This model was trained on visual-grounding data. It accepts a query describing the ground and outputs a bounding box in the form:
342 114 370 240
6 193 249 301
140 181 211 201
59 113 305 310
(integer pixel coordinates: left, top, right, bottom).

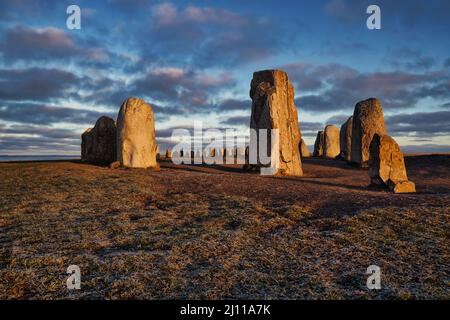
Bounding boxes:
0 155 449 299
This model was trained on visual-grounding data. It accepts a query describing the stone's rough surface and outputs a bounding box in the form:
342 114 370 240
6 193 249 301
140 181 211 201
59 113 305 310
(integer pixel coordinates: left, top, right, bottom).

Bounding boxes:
81 128 93 162
249 69 303 176
116 97 157 168
392 181 416 194
299 138 310 158
369 134 415 193
313 131 324 157
323 125 340 159
91 116 117 164
340 116 353 161
81 116 116 164
351 98 387 167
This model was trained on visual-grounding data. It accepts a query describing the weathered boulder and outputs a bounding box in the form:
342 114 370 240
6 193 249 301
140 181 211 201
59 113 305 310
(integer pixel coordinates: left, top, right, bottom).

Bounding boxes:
369 134 415 193
116 97 157 168
249 69 303 175
299 138 310 158
351 98 387 167
81 128 93 162
340 116 353 161
81 116 116 164
92 116 117 164
392 181 416 194
323 125 340 159
313 131 324 157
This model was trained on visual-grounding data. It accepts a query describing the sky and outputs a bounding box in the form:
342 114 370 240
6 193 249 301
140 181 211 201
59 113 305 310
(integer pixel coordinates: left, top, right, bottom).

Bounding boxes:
0 0 449 155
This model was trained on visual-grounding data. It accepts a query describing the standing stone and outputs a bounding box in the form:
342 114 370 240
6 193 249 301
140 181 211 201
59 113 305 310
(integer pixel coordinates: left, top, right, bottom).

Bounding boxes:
351 98 387 167
340 116 353 161
323 125 340 159
313 131 324 157
81 128 93 162
116 97 157 168
299 138 310 158
91 116 117 164
249 69 302 176
369 134 415 193
166 148 172 159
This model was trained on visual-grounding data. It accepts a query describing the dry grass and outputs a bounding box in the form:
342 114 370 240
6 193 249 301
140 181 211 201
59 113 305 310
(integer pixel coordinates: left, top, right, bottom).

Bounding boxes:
0 157 449 299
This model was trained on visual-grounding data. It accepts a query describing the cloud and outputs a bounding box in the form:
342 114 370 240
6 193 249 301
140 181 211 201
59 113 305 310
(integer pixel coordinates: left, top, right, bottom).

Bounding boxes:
0 136 80 154
136 3 285 69
445 58 450 68
0 26 77 62
324 0 363 23
400 144 450 154
383 48 436 71
131 68 236 110
213 99 250 112
324 0 450 29
0 26 113 66
0 67 80 102
0 124 79 140
0 102 113 125
220 115 249 126
386 110 450 137
325 114 351 126
284 62 450 112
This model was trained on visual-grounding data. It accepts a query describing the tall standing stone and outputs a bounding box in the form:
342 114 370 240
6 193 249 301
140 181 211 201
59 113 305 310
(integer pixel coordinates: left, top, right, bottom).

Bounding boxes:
313 131 324 157
340 116 353 161
323 125 340 159
116 97 157 168
369 134 415 193
249 69 303 176
91 116 117 164
299 138 310 158
81 116 116 164
351 98 387 167
166 148 172 159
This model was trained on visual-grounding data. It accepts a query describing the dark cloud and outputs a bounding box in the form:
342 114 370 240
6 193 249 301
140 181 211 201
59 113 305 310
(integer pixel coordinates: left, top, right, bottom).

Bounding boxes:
325 114 351 126
0 136 80 153
285 63 450 112
324 0 450 29
220 115 249 126
299 121 325 137
386 110 450 137
129 68 237 113
0 26 113 66
383 48 436 71
0 124 79 140
136 3 286 69
0 102 113 125
214 99 250 112
0 68 80 102
445 58 450 68
0 26 78 62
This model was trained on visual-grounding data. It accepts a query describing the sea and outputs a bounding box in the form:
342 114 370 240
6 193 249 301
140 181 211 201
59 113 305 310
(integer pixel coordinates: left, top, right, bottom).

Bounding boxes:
0 155 80 162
